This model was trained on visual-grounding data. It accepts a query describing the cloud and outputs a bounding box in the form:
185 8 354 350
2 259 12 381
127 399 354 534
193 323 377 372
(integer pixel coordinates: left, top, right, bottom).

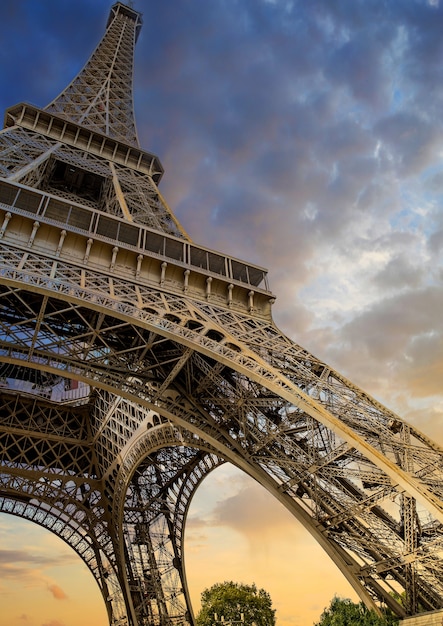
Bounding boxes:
211 483 295 537
0 548 77 571
48 584 68 600
372 254 424 290
375 112 443 175
0 545 73 606
338 287 443 365
188 472 300 556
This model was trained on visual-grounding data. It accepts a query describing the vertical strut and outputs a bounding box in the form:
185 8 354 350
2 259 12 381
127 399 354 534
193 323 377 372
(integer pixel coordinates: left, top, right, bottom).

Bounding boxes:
401 423 418 614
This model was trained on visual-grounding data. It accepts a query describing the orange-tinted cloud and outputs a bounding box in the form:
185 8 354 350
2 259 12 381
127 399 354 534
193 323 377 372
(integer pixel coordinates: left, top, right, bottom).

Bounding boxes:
47 583 68 600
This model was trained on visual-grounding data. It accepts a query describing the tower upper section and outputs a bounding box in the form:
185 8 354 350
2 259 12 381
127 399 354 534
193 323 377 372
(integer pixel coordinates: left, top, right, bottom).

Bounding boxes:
0 1 273 309
45 2 142 147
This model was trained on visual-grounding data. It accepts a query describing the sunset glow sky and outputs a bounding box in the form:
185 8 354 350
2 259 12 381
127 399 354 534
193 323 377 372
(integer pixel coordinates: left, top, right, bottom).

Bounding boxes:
1 1 443 625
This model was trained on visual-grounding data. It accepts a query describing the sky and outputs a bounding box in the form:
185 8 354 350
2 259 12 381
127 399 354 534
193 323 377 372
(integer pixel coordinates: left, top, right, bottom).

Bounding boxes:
0 0 443 624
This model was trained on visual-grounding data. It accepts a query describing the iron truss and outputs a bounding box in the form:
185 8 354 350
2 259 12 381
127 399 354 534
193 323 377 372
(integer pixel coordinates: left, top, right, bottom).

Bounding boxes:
45 3 142 146
0 2 442 625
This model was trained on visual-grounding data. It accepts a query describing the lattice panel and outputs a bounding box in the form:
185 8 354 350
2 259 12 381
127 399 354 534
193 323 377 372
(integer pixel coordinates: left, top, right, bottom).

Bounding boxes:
0 127 56 178
0 125 186 238
122 445 220 625
45 4 141 146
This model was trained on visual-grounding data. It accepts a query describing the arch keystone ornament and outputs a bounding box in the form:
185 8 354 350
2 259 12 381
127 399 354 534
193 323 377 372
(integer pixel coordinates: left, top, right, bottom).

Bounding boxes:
0 3 442 625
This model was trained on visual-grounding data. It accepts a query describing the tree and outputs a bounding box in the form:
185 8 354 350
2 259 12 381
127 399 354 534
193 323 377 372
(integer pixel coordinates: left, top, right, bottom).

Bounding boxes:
315 597 399 626
195 581 276 626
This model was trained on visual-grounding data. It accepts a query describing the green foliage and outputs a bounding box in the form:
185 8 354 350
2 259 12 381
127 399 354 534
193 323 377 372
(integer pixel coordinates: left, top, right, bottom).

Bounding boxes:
195 581 276 626
314 597 399 626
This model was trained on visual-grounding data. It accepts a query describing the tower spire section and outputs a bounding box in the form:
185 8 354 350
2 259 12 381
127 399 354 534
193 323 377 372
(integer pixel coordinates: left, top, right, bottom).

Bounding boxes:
2 2 192 237
45 2 142 147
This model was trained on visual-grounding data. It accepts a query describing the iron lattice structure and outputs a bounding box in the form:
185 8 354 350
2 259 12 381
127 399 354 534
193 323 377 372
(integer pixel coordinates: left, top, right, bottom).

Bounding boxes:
0 4 442 625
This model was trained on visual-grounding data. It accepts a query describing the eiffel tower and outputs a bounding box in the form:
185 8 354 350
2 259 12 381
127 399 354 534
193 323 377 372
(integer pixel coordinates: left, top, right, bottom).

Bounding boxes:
0 3 442 625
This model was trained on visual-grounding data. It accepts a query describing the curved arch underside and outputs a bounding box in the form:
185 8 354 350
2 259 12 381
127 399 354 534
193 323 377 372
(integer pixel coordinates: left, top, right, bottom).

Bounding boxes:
0 259 442 624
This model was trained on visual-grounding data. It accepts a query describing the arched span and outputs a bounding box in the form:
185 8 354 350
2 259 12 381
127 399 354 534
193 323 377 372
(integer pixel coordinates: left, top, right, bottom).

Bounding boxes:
0 496 122 624
116 423 389 618
0 263 442 618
